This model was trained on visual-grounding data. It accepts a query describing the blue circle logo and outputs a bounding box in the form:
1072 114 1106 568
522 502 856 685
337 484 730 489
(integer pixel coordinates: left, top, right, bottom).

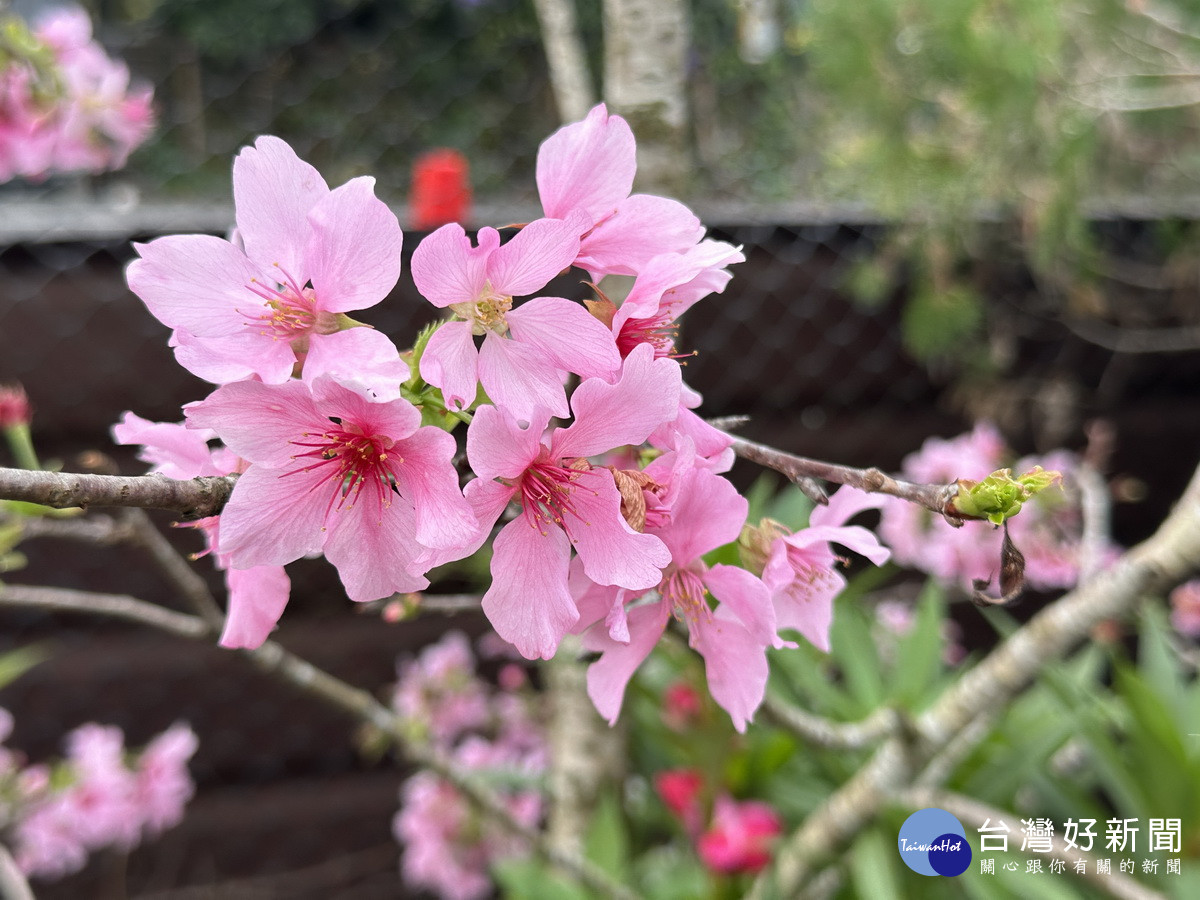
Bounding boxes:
897 808 972 877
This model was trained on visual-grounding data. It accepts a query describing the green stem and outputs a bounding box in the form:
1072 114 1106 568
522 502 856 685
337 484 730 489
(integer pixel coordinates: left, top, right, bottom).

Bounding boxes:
3 424 40 471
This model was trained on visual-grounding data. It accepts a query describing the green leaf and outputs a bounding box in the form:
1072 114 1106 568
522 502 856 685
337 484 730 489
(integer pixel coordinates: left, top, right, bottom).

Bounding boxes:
584 791 631 883
829 601 885 710
632 846 709 900
492 858 591 900
849 828 904 900
889 579 946 709
0 645 47 690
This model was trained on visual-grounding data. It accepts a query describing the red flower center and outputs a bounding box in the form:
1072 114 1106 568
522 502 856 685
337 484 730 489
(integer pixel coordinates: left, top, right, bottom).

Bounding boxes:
286 419 402 519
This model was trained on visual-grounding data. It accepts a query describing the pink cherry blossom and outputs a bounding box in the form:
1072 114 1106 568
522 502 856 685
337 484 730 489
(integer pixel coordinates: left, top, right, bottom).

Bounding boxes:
608 241 744 360
393 631 492 747
696 796 783 875
186 376 477 603
580 448 775 731
392 637 546 900
11 720 196 880
112 412 291 648
463 343 681 659
536 103 706 278
134 723 199 836
127 136 406 394
1 6 155 182
412 216 620 421
762 486 892 653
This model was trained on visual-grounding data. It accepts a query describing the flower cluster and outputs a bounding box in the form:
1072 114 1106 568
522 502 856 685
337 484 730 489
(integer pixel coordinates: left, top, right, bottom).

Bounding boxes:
0 712 197 879
878 422 1116 592
0 6 154 182
118 104 895 732
391 632 544 900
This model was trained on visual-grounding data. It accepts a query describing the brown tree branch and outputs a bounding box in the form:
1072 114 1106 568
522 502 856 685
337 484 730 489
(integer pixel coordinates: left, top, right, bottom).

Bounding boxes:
0 468 235 520
726 434 962 521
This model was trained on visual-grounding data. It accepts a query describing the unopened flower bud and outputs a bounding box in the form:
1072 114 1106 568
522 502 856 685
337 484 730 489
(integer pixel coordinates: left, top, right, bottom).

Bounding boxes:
0 384 31 429
738 518 789 576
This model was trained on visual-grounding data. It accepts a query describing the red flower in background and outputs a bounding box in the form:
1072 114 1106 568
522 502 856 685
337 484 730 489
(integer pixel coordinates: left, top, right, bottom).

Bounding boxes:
697 796 782 874
410 149 471 229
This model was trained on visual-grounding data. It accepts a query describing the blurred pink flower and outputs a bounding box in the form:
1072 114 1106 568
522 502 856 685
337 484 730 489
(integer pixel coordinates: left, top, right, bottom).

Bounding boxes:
696 796 782 875
1170 580 1200 638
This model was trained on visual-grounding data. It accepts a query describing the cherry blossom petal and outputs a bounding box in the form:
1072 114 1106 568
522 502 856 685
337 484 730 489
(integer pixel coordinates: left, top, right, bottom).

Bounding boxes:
411 224 497 308
478 332 570 422
811 485 887 529
691 612 768 732
219 565 291 649
233 135 328 275
483 518 578 659
653 465 746 565
324 504 430 602
414 477 512 572
185 380 321 468
463 476 519 534
552 343 680 459
486 217 581 297
788 523 892 567
127 235 266 337
506 296 621 380
578 195 705 277
567 469 669 590
773 572 842 653
310 375 420 440
704 563 775 649
650 405 734 472
217 466 329 567
303 327 407 402
392 427 479 550
583 600 671 724
170 328 296 385
536 104 636 221
112 413 223 479
466 405 549 482
419 320 480 411
305 176 402 313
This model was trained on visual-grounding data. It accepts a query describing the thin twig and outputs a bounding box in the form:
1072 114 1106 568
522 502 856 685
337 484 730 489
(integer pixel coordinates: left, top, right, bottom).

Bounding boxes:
0 584 210 638
1064 318 1200 353
0 468 235 519
897 788 1167 900
726 434 962 522
118 508 225 628
11 513 135 545
750 459 1200 897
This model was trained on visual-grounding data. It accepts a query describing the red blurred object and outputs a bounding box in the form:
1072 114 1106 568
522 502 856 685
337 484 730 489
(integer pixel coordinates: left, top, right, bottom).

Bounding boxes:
0 383 31 428
409 149 471 229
